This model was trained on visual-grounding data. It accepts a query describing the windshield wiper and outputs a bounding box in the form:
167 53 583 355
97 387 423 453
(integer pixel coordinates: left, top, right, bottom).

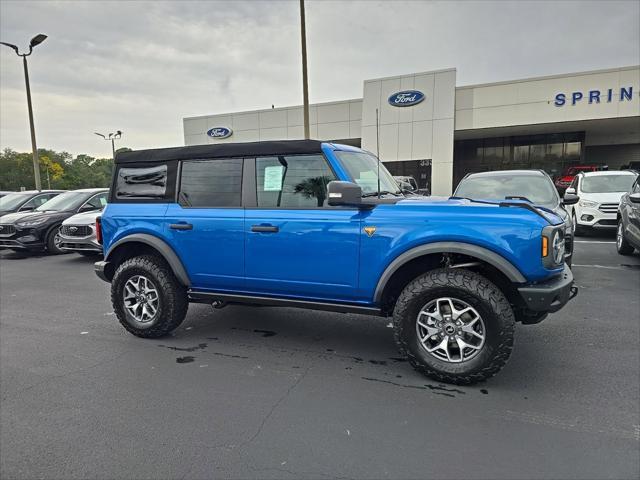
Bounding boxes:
362 190 401 198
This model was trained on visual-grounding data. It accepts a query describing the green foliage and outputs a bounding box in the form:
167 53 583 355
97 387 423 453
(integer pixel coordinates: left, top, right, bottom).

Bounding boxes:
0 148 116 191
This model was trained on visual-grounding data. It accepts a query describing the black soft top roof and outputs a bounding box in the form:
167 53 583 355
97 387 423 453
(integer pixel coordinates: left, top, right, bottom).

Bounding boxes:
115 140 324 164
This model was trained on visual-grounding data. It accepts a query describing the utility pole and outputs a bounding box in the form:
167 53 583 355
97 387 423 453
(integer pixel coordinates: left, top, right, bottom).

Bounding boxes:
1 34 48 191
299 0 310 139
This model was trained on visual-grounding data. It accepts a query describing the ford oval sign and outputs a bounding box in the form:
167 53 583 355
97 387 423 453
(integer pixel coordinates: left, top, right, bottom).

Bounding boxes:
388 90 425 107
207 127 233 139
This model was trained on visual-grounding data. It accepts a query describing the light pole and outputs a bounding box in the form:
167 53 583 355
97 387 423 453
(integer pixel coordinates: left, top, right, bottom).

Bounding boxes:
1 34 48 191
94 131 123 159
299 0 310 140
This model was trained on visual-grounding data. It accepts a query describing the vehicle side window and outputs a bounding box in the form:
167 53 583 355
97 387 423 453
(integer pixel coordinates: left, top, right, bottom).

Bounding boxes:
179 158 243 207
34 194 54 207
85 192 108 210
115 165 168 200
633 180 640 193
570 176 579 191
255 154 336 208
20 198 37 210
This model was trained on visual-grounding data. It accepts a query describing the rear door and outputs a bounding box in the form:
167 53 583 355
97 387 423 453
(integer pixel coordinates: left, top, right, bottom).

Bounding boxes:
165 158 245 290
244 154 361 301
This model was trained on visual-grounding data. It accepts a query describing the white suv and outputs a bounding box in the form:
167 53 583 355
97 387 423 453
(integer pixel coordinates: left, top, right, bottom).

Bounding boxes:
565 170 637 235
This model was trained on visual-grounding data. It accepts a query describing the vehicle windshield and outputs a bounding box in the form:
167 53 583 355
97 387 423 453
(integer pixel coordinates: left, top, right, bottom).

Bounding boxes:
581 175 636 193
35 191 88 212
455 174 559 207
0 193 30 210
334 151 401 196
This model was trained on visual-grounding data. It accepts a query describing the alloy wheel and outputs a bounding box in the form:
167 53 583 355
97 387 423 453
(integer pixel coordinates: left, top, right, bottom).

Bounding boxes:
617 222 623 249
416 297 486 363
123 275 159 324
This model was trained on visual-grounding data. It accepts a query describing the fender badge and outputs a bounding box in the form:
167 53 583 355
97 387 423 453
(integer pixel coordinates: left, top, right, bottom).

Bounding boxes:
363 226 376 237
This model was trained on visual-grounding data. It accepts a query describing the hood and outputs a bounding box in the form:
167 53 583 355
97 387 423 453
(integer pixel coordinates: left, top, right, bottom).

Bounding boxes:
579 191 626 204
62 209 103 226
395 196 565 226
0 210 73 225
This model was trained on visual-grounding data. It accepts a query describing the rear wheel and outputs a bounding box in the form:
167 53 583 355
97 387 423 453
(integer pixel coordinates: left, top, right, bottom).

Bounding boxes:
393 269 515 385
111 255 188 338
616 220 634 255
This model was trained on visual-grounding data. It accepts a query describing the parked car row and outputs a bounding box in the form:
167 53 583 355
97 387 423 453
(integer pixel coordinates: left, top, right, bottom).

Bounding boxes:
0 188 107 255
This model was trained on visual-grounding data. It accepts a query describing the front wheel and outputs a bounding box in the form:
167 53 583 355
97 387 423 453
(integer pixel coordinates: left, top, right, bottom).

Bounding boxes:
572 212 586 237
111 255 188 338
393 269 515 385
616 221 634 255
46 227 65 254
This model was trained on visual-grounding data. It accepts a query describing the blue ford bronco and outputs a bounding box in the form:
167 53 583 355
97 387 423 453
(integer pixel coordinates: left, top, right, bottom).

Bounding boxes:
95 140 577 384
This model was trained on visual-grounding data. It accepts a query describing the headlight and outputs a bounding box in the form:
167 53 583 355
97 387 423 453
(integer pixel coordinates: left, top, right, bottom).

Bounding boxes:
16 218 47 227
542 226 565 268
579 199 598 208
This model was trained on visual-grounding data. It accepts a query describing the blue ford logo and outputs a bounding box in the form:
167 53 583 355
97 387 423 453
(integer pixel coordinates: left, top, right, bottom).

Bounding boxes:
207 127 233 139
388 90 425 107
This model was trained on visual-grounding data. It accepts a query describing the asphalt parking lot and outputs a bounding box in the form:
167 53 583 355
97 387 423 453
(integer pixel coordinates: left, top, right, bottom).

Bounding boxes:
1 236 639 480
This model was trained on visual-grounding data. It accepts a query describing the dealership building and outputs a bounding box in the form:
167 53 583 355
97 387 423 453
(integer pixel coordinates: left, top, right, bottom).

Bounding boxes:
183 65 640 195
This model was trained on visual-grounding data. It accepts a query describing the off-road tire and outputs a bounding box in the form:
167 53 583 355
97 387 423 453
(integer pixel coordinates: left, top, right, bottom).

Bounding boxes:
46 226 64 254
111 255 188 338
392 268 515 385
616 220 634 255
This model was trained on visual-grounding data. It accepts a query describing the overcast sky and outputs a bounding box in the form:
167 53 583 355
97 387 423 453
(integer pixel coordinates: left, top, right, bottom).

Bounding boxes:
1 0 638 158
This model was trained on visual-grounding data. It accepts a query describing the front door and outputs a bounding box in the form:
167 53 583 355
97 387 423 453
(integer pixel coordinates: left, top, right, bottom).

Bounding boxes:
244 154 361 301
166 158 245 290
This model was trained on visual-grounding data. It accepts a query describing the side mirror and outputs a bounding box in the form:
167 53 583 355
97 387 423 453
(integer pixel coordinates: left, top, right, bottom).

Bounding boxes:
79 204 97 212
563 193 579 206
565 187 576 195
19 205 35 212
629 193 640 204
327 181 363 207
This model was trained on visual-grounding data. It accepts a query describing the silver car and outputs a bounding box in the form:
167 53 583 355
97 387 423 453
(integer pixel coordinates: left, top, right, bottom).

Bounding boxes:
58 209 103 256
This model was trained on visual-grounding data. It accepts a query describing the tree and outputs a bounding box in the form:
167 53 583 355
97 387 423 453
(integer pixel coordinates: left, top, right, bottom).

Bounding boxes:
0 148 114 191
40 156 65 189
293 176 332 207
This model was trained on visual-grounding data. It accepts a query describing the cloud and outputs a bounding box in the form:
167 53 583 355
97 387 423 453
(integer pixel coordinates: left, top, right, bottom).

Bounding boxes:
1 0 638 157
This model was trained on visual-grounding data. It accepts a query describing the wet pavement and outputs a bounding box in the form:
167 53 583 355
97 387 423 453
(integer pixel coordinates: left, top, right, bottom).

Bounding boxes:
1 234 638 479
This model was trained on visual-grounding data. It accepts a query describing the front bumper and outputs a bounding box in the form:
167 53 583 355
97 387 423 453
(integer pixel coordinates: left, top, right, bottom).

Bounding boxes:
95 261 110 282
517 264 577 313
0 225 46 250
576 207 617 229
58 234 102 253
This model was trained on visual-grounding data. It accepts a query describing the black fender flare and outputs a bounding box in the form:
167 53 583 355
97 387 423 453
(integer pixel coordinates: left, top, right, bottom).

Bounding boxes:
105 233 191 286
373 241 527 304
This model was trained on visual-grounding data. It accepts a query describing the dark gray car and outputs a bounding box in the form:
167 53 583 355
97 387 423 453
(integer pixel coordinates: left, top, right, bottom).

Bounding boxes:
616 174 640 255
453 170 579 266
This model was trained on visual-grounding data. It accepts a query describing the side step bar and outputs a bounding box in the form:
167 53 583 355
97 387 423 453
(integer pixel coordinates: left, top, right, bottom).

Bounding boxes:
188 290 382 316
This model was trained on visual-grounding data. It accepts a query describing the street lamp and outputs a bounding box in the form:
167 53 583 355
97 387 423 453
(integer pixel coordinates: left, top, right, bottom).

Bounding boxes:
94 131 123 159
299 0 310 140
1 33 48 191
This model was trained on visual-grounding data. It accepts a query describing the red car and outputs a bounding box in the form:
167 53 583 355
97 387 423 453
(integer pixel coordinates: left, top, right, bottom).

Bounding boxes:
554 165 598 192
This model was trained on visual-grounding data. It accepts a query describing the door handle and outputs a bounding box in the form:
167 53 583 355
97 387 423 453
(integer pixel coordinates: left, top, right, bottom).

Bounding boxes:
251 225 279 233
170 223 193 231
